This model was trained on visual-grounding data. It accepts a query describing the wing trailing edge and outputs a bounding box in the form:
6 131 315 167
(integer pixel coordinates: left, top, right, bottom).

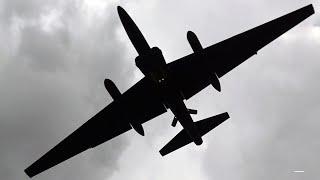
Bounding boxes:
160 112 230 156
213 4 315 78
167 4 314 100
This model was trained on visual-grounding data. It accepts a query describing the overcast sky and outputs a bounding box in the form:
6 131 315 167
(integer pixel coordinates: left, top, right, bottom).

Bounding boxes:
0 0 319 180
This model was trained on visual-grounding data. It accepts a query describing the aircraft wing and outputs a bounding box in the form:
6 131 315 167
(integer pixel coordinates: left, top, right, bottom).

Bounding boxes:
168 4 314 100
25 77 167 177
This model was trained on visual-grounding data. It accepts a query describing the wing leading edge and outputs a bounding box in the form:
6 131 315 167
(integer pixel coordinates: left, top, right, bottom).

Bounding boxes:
25 102 131 177
168 4 314 100
25 78 167 177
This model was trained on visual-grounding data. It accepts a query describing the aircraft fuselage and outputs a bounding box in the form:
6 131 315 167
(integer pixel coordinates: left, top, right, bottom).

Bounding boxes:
135 47 167 83
118 6 203 145
136 46 203 145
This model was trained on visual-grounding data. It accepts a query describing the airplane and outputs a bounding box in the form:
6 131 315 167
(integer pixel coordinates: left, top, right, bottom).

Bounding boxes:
25 4 314 178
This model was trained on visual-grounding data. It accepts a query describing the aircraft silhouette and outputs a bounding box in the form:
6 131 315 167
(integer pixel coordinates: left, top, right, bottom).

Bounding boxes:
25 4 314 178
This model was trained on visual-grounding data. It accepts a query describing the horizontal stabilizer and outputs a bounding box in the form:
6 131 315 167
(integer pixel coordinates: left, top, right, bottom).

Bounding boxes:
160 112 229 156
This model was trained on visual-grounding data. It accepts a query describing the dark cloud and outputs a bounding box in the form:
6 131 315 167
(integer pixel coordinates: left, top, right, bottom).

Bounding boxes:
0 0 319 180
108 1 320 180
0 0 133 179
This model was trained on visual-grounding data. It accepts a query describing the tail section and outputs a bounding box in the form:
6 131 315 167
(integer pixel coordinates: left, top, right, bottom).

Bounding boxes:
160 112 230 156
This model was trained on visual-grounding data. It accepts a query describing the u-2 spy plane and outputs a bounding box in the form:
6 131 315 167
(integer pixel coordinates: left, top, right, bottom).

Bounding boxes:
25 4 314 178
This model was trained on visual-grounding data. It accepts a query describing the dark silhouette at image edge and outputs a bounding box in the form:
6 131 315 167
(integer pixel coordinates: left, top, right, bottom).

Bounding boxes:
24 4 315 178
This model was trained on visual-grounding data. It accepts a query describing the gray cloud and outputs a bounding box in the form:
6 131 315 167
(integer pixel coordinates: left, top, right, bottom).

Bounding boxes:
202 39 320 180
0 0 319 180
0 0 133 179
1 0 54 21
106 1 320 180
18 25 69 71
195 1 320 180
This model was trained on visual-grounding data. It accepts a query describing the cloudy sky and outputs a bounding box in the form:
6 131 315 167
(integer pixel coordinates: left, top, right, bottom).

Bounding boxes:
0 0 319 179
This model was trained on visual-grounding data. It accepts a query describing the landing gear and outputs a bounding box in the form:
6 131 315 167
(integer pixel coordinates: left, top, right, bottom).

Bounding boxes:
171 117 178 127
171 108 197 127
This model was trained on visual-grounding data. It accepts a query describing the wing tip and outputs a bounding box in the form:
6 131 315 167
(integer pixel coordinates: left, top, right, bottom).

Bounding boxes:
305 4 315 15
221 112 230 119
159 149 168 156
24 167 35 178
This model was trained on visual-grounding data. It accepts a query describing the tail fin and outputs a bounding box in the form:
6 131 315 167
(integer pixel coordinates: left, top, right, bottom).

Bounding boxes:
159 112 229 156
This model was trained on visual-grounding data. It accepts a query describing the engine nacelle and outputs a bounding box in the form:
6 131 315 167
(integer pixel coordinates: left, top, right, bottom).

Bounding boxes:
187 31 203 52
130 122 145 136
187 31 221 92
135 47 166 78
104 79 121 100
104 79 145 136
211 73 221 92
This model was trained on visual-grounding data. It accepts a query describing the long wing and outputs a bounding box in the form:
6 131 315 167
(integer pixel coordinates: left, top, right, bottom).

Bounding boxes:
168 4 314 100
25 77 166 177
